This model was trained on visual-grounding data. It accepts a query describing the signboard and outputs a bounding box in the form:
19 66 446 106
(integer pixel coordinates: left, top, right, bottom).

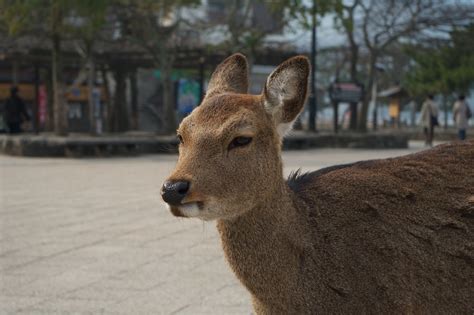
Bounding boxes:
0 83 35 101
389 98 400 119
329 82 364 103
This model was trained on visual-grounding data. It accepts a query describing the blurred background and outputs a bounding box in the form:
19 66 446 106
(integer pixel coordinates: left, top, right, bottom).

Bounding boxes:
0 0 473 136
1 1 474 313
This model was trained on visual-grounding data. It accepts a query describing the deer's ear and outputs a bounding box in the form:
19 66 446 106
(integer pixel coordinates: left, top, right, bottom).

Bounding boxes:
205 53 249 98
263 56 310 136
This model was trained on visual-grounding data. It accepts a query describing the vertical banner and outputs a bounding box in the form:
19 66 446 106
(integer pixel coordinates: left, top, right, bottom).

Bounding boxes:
38 85 47 127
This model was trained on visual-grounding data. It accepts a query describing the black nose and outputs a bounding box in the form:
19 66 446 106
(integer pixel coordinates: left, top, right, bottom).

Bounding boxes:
161 180 190 206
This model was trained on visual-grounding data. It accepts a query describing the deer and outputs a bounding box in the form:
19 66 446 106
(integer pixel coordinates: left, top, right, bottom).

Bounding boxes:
161 54 474 314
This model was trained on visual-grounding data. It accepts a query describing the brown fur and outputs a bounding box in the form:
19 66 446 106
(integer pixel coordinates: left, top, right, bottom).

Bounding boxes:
163 54 474 314
205 53 249 98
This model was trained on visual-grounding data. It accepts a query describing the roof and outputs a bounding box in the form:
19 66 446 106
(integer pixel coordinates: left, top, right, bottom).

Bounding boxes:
378 86 407 98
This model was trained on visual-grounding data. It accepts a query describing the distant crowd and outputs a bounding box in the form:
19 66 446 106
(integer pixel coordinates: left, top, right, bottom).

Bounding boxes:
420 94 472 146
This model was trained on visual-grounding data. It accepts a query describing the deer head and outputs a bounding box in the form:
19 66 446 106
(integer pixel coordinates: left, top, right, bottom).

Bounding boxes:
161 53 310 220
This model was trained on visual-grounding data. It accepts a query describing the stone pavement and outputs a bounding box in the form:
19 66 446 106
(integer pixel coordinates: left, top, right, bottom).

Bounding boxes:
0 141 437 314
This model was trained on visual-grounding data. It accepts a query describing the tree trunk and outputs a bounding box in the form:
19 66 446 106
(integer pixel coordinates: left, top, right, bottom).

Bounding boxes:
100 66 112 132
52 31 67 135
247 53 255 75
344 4 360 130
357 54 377 132
160 55 176 134
87 55 96 135
33 63 40 134
129 69 139 130
348 44 359 130
161 68 175 134
45 68 54 132
112 66 129 132
349 44 359 83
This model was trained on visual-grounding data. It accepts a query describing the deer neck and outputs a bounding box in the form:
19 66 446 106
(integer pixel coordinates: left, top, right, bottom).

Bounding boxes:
216 178 311 309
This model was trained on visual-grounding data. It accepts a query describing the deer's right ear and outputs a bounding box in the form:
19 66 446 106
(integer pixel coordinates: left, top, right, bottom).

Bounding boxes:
205 53 249 98
263 56 310 136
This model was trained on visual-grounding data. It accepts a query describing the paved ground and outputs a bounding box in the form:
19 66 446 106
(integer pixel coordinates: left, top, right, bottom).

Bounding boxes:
0 141 440 314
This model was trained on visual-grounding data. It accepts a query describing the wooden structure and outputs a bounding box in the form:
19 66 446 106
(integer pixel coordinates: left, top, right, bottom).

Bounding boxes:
378 85 408 128
0 35 299 133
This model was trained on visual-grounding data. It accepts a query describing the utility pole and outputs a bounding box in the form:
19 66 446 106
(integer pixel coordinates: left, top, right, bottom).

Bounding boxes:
308 0 317 132
198 56 205 104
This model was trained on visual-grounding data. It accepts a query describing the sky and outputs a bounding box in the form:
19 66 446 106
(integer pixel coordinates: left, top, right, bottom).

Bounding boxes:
184 1 346 53
268 14 346 52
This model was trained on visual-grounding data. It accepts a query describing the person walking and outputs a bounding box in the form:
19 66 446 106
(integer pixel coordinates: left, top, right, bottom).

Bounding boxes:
453 95 472 140
3 86 30 134
419 94 439 147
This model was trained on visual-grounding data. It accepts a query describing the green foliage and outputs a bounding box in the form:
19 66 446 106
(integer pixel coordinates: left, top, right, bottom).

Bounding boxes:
0 0 41 35
70 0 110 41
0 0 110 40
117 0 199 13
404 24 474 97
111 0 200 66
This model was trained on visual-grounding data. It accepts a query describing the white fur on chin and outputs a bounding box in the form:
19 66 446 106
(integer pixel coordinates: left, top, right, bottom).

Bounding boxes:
178 202 201 218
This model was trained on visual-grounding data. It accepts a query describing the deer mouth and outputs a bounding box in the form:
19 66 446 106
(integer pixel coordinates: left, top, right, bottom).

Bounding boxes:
170 202 203 218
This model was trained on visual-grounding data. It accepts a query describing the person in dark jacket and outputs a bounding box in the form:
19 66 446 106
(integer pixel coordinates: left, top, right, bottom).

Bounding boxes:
3 86 30 134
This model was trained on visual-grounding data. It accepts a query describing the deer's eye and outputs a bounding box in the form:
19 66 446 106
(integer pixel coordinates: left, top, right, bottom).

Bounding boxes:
177 134 184 144
228 136 252 150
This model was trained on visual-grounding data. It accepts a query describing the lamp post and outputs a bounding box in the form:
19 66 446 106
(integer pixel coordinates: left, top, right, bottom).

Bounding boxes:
308 0 317 132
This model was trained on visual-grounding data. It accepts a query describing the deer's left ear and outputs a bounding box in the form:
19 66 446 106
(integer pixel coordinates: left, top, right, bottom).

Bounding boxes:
263 56 310 136
205 53 249 99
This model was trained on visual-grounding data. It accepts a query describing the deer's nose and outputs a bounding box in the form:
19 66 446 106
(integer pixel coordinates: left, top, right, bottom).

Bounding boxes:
161 180 190 206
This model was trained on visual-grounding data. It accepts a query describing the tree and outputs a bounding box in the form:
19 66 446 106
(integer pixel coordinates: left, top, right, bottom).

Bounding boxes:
331 0 361 130
207 1 288 68
0 0 110 135
355 0 474 131
109 0 200 134
273 0 337 131
317 0 474 131
404 24 474 127
69 1 110 135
